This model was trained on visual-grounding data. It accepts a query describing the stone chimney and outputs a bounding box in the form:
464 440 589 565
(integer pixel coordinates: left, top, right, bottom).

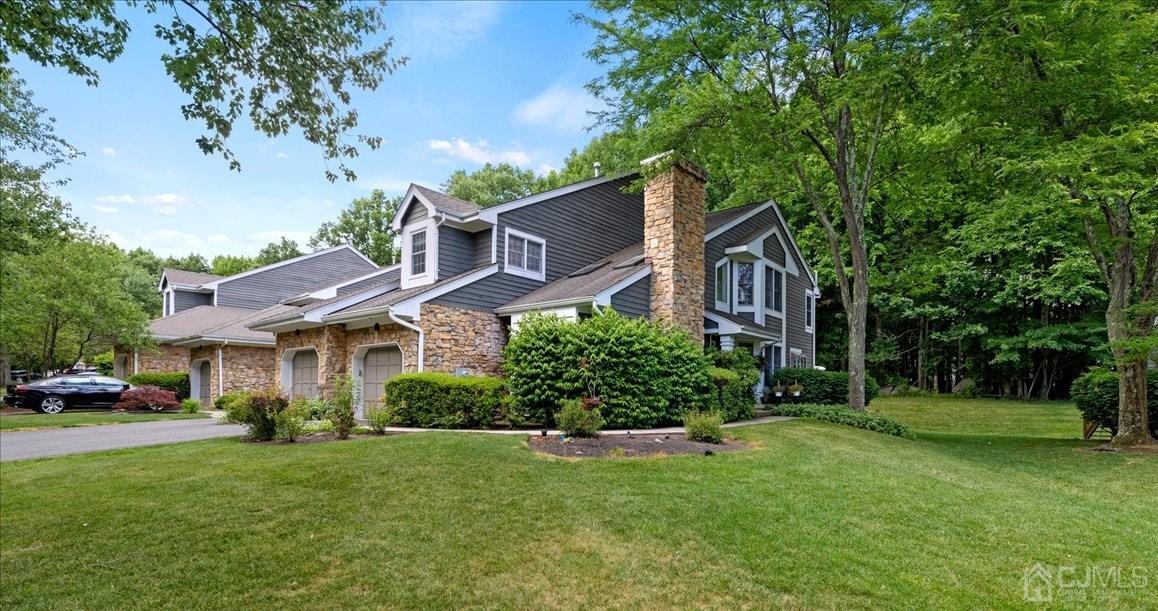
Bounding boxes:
642 153 707 339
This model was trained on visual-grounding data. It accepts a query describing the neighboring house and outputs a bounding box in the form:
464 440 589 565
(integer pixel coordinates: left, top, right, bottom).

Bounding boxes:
115 245 391 405
249 158 818 416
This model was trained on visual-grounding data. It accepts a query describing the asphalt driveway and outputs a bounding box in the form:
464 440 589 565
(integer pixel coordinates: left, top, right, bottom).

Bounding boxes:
0 418 245 461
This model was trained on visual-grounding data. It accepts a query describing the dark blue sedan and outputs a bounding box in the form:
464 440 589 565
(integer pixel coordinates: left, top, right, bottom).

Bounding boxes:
5 376 132 413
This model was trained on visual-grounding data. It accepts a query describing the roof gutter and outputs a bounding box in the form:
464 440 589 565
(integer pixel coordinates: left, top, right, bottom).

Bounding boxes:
494 296 595 316
387 307 423 372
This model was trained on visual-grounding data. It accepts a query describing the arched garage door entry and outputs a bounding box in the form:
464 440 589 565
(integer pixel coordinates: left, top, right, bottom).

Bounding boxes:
190 359 212 405
280 347 319 398
114 354 129 379
351 344 403 419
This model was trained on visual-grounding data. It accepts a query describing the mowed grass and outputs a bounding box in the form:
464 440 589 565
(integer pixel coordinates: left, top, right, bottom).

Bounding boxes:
873 394 1081 438
0 411 207 431
2 397 1155 609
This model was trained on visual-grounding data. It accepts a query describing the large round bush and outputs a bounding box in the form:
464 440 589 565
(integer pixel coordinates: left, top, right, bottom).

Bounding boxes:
770 367 880 406
1070 368 1158 437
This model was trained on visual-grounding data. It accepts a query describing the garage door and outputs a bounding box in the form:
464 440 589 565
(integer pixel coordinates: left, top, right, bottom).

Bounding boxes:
199 361 211 405
291 350 319 398
362 347 402 412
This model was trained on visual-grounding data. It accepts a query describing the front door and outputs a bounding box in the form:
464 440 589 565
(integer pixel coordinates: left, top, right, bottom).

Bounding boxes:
361 347 402 417
199 361 211 406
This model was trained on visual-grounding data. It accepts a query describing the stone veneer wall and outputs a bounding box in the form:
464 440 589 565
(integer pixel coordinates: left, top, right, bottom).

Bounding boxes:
643 159 706 339
128 343 188 375
277 325 420 399
189 345 218 402
421 303 505 376
221 346 276 394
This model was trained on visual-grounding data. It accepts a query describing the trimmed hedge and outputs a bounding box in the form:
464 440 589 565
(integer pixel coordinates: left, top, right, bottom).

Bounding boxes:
1070 368 1158 437
684 410 724 443
707 349 759 422
770 403 914 439
382 373 506 429
503 310 710 429
127 372 190 400
770 368 880 406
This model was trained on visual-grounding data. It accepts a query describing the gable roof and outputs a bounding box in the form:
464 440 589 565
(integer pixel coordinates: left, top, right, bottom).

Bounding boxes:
149 306 262 340
705 202 768 233
473 173 634 223
161 268 221 288
496 242 649 313
198 245 377 289
412 184 481 217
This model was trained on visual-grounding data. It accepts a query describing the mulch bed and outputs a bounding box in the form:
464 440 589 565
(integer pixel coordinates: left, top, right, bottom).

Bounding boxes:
244 432 402 445
529 433 746 458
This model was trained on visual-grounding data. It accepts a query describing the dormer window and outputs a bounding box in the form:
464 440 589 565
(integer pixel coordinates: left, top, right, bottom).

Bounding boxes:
410 229 427 275
505 228 545 281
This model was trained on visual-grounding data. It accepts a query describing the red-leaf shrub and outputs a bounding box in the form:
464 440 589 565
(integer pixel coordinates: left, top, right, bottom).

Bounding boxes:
114 386 180 412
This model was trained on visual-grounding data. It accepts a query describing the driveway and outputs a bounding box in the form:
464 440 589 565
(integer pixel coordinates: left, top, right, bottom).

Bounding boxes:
0 418 245 462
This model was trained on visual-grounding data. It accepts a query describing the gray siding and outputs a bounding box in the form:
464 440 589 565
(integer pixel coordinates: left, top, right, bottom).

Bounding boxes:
496 176 644 282
215 248 378 309
430 272 542 312
705 206 784 310
404 201 428 226
609 276 651 318
173 289 212 313
763 234 786 267
438 226 476 278
473 229 493 267
784 271 816 366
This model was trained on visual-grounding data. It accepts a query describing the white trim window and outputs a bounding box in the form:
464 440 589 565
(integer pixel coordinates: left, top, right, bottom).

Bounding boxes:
714 259 730 310
410 229 427 275
505 228 546 281
735 262 755 309
764 266 784 316
805 292 815 333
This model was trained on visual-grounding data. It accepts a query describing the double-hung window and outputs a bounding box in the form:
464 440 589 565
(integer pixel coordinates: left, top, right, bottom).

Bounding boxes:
805 293 815 332
764 267 783 314
714 260 730 308
506 229 545 281
410 229 427 276
736 262 755 307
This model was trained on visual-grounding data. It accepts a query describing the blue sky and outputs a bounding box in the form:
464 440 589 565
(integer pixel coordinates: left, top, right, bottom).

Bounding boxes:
15 1 607 258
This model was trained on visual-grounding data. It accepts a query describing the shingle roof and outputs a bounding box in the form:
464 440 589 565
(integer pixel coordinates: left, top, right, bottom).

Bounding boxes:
198 305 297 342
413 184 481 217
706 202 766 232
329 265 492 317
499 243 648 311
149 306 261 339
162 268 221 287
705 308 782 338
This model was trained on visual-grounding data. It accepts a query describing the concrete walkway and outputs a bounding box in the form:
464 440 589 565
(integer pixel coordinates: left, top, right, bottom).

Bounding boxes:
0 418 245 462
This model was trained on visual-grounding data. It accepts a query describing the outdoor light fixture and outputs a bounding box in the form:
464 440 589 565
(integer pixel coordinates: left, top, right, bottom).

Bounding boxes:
373 323 380 331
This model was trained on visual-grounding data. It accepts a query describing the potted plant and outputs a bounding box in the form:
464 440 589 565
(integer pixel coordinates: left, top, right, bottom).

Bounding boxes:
771 384 785 398
787 382 804 398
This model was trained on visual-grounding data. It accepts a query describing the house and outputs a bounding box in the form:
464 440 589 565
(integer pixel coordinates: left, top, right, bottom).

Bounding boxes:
115 245 393 404
246 157 818 416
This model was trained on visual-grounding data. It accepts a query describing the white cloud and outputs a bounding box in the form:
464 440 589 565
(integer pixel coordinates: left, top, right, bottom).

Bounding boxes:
93 204 119 214
393 1 504 58
100 147 117 156
514 85 601 133
95 193 190 215
246 230 312 245
275 152 289 159
207 234 232 245
359 176 415 193
107 229 209 257
428 138 531 166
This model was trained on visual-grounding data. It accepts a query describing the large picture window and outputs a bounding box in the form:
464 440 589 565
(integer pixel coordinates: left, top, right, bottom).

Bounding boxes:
736 262 754 307
410 229 427 275
506 229 546 281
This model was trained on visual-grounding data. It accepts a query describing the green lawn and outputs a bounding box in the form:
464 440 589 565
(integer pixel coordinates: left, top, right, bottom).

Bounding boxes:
0 411 207 431
872 394 1082 438
2 397 1154 609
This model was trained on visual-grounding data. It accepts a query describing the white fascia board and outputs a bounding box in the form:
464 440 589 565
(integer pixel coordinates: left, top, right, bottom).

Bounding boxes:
704 201 776 241
767 200 817 287
391 185 437 232
199 245 377 289
248 282 399 331
302 265 400 301
593 266 652 307
495 297 595 316
324 265 499 324
472 173 629 224
703 311 743 335
173 336 275 348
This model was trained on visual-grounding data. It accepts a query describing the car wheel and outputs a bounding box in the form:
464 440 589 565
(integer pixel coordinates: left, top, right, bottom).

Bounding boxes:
37 396 66 414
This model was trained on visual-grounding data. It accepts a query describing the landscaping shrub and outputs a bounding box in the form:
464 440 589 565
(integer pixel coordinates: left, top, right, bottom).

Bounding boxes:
381 373 505 428
289 396 329 420
706 349 759 422
329 375 356 439
557 398 604 437
367 409 393 434
227 389 288 441
770 403 914 439
127 372 190 400
1070 368 1158 437
275 401 307 442
214 391 250 412
180 398 201 414
684 411 724 443
114 386 180 412
770 368 880 406
503 310 710 429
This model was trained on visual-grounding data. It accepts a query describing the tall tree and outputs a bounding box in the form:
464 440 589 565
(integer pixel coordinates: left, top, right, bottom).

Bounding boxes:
309 190 400 266
442 163 550 207
0 0 405 181
929 0 1156 446
584 0 922 409
254 238 303 267
211 254 257 277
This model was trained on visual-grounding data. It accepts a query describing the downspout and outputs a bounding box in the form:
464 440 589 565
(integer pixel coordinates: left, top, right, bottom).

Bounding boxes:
133 349 139 375
388 307 424 372
217 340 227 397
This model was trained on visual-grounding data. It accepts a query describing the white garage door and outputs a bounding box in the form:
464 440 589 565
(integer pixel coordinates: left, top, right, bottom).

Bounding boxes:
291 350 319 398
362 347 402 412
